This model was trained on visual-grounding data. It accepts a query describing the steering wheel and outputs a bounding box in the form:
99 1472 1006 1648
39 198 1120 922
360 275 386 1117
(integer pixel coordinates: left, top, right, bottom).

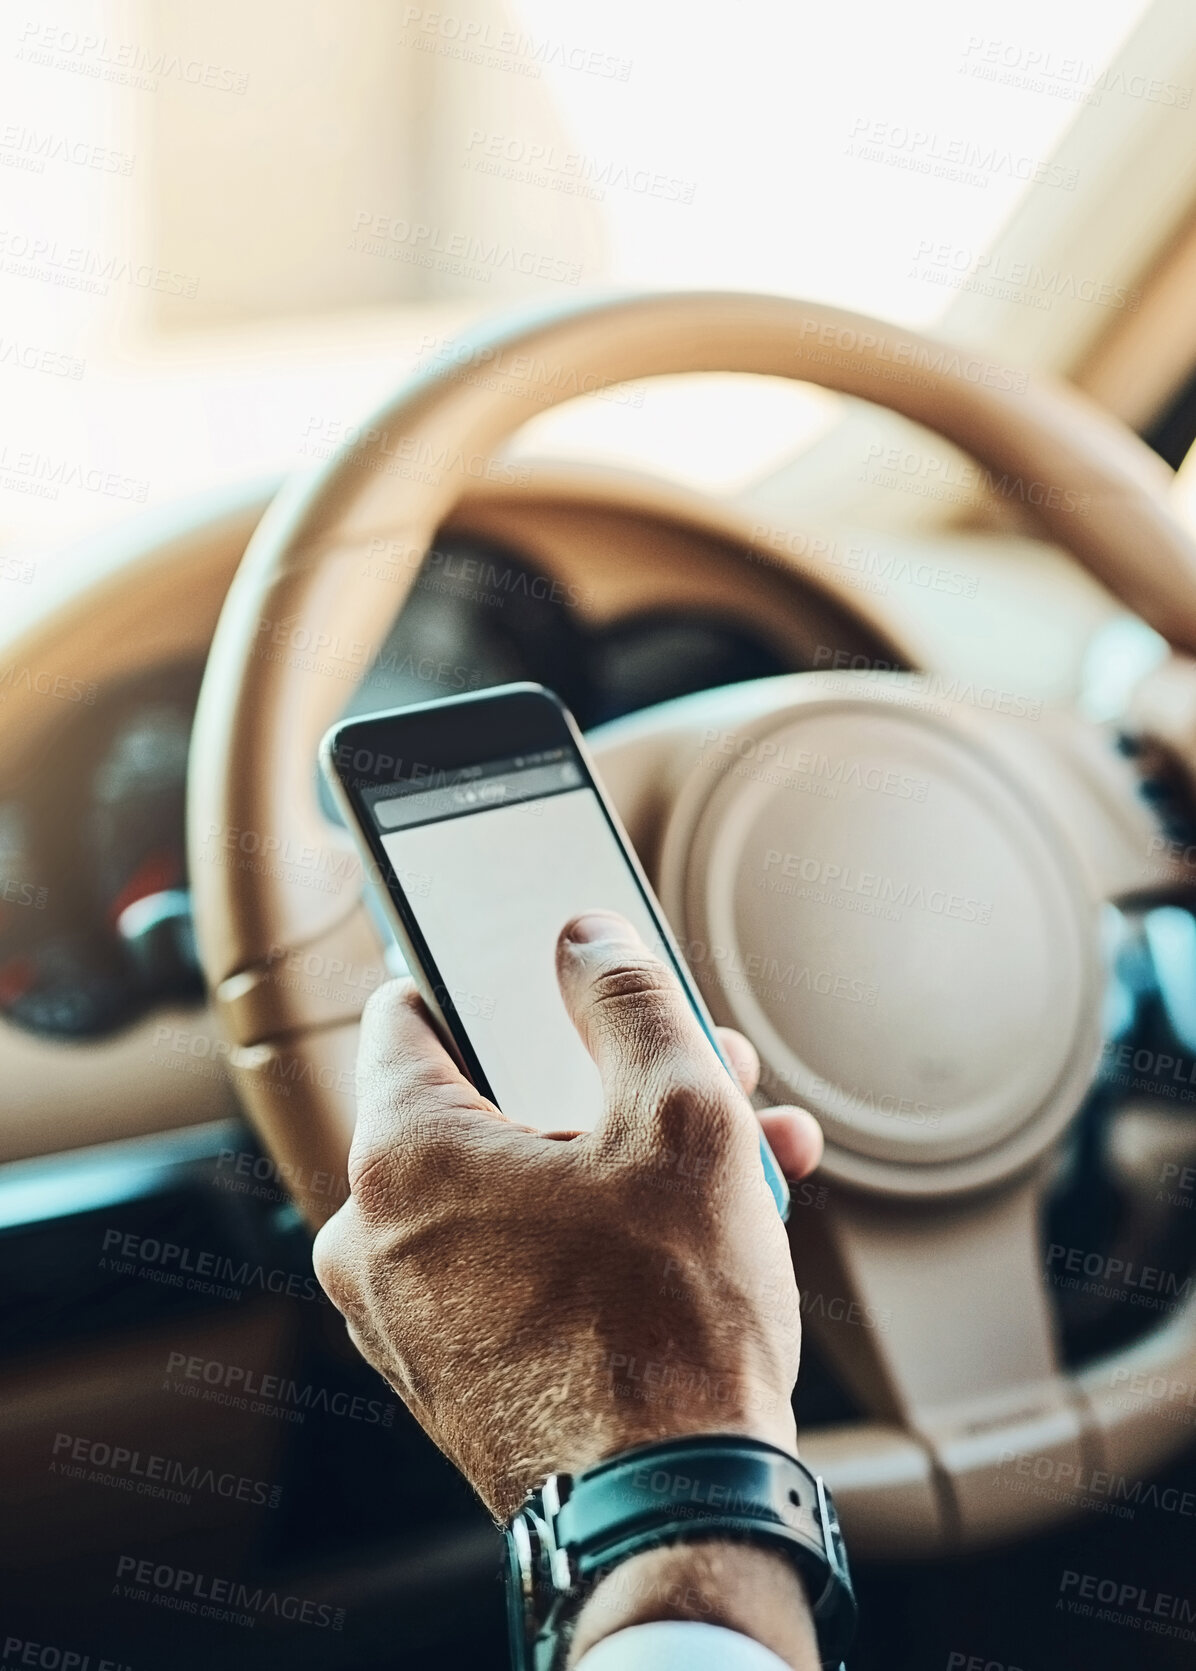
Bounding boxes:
187 291 1196 1558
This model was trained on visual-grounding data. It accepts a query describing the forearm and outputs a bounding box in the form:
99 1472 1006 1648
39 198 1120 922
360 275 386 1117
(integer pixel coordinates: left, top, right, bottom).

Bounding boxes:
568 1540 822 1670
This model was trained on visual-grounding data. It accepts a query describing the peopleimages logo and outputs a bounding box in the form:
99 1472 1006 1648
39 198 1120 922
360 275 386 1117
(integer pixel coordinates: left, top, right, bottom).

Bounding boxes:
0 665 97 704
1109 1364 1196 1426
0 1636 130 1670
910 241 1138 314
811 647 1044 720
959 37 1192 110
998 1445 1196 1520
861 439 1090 513
699 724 929 801
804 1074 944 1129
1045 1242 1192 1305
99 1227 330 1306
347 212 582 287
415 333 644 408
0 228 198 297
793 318 1027 392
15 23 249 94
463 129 696 203
113 1555 345 1630
1058 1568 1196 1638
51 1431 281 1508
846 116 1078 191
163 1351 395 1428
760 848 992 925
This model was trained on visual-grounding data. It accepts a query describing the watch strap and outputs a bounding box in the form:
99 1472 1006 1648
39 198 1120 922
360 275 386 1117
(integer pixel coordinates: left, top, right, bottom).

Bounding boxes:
507 1434 856 1671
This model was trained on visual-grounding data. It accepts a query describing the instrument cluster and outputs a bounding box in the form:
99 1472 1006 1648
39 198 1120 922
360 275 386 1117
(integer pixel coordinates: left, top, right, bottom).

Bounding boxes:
2 535 794 1040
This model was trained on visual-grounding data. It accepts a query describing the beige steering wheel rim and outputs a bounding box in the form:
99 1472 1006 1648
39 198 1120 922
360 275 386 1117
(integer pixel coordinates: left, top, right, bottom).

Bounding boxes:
187 291 1196 1556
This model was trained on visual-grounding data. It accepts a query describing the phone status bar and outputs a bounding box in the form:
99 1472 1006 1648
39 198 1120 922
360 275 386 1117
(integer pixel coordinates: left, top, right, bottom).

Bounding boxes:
368 749 583 834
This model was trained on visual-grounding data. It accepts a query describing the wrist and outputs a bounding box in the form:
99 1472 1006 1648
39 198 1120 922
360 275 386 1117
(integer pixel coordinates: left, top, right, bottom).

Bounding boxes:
571 1360 800 1482
493 1418 794 1525
584 1409 799 1481
567 1541 821 1670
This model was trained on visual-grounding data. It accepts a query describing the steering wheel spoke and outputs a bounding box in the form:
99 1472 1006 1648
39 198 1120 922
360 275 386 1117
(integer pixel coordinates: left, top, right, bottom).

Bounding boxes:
793 1174 1097 1546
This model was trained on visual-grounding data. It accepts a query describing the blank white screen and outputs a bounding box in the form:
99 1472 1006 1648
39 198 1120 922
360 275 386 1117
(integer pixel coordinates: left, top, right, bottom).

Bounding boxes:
380 787 668 1133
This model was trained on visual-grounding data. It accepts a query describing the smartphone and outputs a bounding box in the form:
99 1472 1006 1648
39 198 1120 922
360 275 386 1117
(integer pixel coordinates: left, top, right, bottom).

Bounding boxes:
320 683 788 1217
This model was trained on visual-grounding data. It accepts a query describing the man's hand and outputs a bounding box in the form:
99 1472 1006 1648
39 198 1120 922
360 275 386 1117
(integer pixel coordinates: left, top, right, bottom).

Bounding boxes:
312 909 822 1522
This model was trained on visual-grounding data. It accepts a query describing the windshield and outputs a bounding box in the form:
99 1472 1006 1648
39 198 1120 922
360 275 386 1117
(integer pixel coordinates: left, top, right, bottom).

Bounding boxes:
0 0 1167 550
504 0 1153 321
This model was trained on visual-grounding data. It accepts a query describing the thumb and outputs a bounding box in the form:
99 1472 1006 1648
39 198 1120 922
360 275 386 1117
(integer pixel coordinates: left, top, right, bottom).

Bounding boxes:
555 910 737 1149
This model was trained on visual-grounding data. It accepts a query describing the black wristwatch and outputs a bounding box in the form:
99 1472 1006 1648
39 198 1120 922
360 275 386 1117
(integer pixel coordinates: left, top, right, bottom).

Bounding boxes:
504 1434 857 1671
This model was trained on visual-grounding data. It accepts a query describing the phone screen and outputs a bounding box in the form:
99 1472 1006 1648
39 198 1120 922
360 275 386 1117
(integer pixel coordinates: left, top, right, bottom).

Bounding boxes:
365 745 672 1134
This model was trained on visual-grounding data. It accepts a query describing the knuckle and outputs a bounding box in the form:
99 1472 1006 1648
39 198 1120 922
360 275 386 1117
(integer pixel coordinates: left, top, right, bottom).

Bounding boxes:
349 1084 473 1212
362 976 418 1028
359 1028 462 1116
346 1144 400 1213
653 1059 712 1111
586 954 677 1014
651 1067 739 1153
311 1212 353 1310
394 1104 462 1179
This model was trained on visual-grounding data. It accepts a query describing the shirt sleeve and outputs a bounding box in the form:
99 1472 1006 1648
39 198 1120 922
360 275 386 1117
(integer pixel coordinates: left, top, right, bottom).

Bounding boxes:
574 1620 794 1670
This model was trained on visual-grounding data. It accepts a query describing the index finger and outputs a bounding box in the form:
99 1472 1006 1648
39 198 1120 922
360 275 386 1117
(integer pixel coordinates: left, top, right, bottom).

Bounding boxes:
351 979 515 1180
